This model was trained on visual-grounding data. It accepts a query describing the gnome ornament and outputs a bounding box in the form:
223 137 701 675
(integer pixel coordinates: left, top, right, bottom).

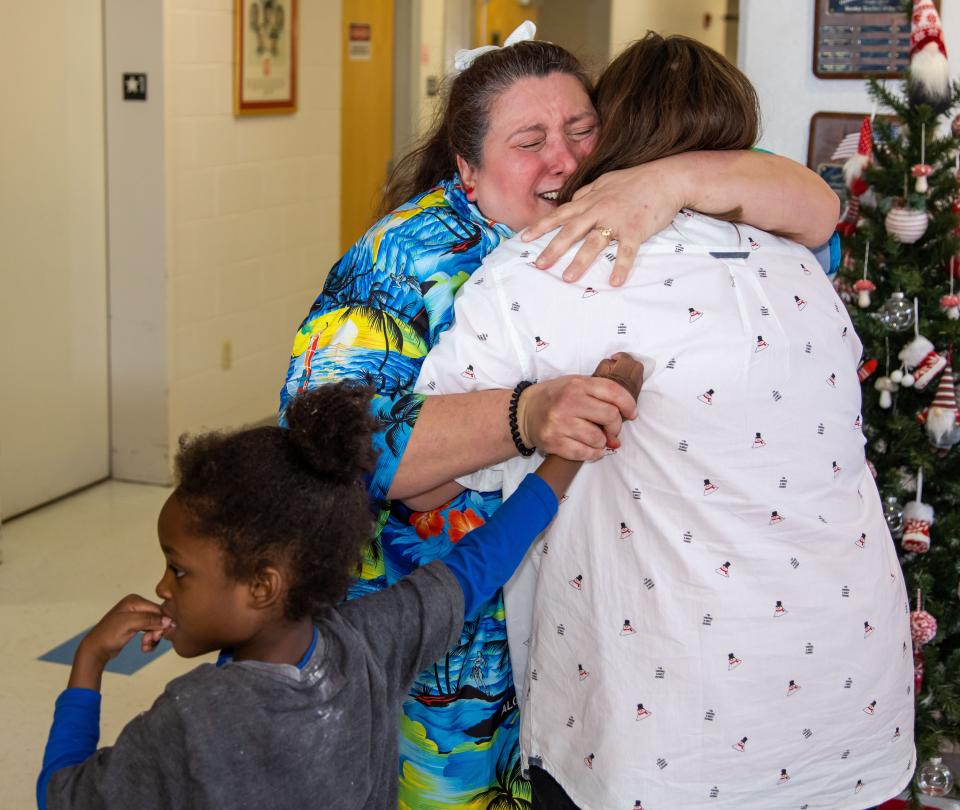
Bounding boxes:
844 116 873 197
908 0 951 113
899 302 947 390
902 467 934 553
900 334 947 389
916 361 960 452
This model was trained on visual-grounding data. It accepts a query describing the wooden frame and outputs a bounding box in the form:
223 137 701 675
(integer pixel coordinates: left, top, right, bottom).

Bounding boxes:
234 0 297 115
807 111 900 201
813 0 939 80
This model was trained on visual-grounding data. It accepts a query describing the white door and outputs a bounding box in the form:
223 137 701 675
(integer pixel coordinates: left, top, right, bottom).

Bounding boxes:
0 1 110 519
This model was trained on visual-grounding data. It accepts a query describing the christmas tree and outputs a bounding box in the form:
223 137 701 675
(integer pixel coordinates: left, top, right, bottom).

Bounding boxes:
836 1 960 800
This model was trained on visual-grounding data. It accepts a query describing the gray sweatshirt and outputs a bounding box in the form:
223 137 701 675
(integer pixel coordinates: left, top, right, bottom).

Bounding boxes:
48 562 463 810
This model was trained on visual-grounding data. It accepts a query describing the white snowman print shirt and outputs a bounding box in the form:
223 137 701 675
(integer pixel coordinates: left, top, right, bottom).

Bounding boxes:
415 212 914 810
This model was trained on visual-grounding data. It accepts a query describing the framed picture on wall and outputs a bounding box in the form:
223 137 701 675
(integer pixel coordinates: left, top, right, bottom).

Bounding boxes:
234 0 297 115
813 0 940 80
807 111 900 201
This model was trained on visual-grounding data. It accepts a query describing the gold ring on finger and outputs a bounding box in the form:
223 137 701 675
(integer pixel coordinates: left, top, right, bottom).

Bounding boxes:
596 226 614 241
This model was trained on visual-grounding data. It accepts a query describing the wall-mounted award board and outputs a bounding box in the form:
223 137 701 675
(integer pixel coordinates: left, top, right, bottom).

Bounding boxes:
814 0 939 80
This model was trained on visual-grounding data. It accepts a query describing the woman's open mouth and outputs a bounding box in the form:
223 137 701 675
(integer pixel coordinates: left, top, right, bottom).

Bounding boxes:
538 190 560 202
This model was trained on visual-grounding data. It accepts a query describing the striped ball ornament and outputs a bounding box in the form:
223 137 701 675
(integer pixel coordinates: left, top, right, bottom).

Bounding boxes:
885 205 929 243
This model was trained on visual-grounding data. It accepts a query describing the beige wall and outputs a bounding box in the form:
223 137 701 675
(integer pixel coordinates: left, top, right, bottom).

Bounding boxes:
164 0 342 456
609 0 728 58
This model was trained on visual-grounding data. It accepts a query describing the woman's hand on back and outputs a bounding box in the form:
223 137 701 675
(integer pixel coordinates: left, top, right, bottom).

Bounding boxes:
523 163 684 287
523 151 840 287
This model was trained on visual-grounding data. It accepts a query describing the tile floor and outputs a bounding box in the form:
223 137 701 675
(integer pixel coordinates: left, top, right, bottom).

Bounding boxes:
0 481 217 809
4 482 959 809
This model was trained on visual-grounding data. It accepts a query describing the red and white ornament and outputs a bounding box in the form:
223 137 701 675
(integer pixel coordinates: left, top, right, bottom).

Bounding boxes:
844 116 873 197
857 358 878 383
912 603 938 647
885 203 929 243
837 196 861 238
912 122 934 193
853 241 875 307
902 468 934 553
898 307 947 390
916 362 960 451
911 589 938 693
909 0 951 113
941 294 960 319
912 163 933 193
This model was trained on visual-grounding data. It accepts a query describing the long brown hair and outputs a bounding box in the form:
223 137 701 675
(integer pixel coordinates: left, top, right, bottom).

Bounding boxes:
379 41 591 217
559 32 759 204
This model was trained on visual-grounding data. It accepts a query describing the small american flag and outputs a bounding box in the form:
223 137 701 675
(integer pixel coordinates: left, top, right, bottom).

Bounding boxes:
830 131 860 161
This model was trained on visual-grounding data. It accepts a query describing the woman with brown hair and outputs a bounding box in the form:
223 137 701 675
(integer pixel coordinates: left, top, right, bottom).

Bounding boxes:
418 33 912 809
281 25 841 807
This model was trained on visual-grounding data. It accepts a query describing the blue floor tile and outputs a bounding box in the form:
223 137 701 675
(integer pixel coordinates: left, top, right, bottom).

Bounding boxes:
39 629 172 675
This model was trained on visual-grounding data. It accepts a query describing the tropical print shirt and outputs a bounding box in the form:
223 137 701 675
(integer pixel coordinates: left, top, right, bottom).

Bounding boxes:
279 177 526 809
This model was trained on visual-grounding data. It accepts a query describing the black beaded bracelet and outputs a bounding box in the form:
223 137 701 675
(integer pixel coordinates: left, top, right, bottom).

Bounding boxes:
509 381 536 457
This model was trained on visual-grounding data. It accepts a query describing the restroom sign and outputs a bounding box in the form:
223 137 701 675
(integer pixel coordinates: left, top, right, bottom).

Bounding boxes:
348 23 372 61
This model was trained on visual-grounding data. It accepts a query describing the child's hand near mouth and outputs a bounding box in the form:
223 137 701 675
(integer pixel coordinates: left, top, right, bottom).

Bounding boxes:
68 594 172 692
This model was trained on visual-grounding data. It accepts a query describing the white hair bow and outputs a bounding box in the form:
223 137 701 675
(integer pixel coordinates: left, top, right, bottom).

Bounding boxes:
453 20 537 73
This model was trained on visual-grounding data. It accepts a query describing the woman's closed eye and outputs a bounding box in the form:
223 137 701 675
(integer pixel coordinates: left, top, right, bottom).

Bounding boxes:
568 126 596 140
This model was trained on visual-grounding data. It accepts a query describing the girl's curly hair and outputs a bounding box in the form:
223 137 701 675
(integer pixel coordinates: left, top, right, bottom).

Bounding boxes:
173 382 379 620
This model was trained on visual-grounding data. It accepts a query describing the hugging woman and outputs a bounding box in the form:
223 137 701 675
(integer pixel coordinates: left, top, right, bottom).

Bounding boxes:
280 24 839 807
419 32 912 810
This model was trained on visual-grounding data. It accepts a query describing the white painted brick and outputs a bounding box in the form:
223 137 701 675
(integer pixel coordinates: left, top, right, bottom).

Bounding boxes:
217 164 263 214
170 118 199 171
217 258 263 315
169 0 232 12
261 159 305 208
173 168 217 222
301 2 340 68
301 113 340 157
165 0 341 447
302 156 338 201
195 11 232 64
238 117 290 162
170 222 200 278
167 10 198 64
260 249 305 298
229 207 282 262
194 214 236 269
173 321 220 380
169 64 221 117
303 240 339 286
300 65 339 110
195 117 239 167
171 270 217 325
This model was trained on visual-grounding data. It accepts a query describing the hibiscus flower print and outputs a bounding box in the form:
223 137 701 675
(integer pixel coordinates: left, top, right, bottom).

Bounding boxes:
410 508 444 539
448 508 485 543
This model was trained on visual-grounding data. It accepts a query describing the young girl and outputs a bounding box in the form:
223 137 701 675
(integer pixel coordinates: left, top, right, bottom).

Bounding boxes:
38 358 642 810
